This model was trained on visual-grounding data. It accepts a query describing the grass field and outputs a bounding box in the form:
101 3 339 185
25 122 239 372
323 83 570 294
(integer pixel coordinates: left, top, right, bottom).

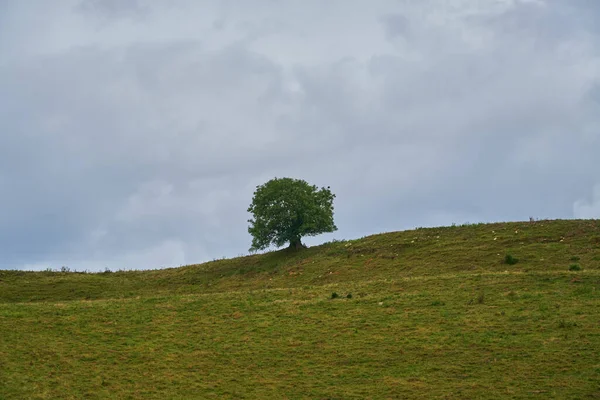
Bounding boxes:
1 219 599 399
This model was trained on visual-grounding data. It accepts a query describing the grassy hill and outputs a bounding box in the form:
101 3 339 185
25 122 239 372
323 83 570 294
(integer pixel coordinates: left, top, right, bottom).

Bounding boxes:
1 219 599 399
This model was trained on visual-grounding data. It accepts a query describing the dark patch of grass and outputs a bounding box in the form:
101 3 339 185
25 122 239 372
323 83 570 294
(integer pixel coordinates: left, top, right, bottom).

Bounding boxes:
569 264 582 271
504 254 519 265
558 319 578 329
477 292 485 304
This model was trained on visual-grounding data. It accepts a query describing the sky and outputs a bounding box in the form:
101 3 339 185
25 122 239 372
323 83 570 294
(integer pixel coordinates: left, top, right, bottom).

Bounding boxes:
1 0 599 271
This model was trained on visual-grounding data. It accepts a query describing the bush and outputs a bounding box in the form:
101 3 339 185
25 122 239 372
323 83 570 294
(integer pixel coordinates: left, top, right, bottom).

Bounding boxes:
569 264 582 271
331 292 339 299
504 254 519 265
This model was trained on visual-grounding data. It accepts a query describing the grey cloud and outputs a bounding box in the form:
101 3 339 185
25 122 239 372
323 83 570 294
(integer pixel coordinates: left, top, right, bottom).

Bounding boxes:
1 0 600 270
380 14 410 40
574 186 600 219
76 0 148 20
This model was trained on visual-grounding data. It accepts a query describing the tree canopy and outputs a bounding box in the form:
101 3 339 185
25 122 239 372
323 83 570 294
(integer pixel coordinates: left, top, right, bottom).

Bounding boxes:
247 177 337 251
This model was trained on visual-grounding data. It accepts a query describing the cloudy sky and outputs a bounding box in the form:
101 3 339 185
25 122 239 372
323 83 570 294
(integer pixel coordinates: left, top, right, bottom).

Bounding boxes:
1 0 599 271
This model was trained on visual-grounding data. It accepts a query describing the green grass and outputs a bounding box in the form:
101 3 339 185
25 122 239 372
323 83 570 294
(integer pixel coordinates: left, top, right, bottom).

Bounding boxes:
1 219 599 399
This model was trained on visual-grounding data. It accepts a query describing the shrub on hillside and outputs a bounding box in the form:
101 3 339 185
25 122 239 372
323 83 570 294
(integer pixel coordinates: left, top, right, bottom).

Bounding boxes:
569 264 582 271
504 254 519 265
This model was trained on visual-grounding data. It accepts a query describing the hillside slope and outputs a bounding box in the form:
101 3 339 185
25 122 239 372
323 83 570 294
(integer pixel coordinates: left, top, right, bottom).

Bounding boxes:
2 219 599 303
1 220 599 399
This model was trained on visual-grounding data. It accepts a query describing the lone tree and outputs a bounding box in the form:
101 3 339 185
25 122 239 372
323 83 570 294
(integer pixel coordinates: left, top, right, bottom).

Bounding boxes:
247 177 337 251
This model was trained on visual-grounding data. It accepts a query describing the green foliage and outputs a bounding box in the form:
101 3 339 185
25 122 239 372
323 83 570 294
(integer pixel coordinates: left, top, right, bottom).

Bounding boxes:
247 177 337 251
504 254 519 265
331 292 339 299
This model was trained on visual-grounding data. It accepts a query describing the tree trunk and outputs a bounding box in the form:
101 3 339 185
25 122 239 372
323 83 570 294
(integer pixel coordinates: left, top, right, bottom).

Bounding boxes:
289 238 305 250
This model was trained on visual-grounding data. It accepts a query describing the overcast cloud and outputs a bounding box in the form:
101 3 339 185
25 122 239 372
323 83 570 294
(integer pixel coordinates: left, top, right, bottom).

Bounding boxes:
1 0 599 271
